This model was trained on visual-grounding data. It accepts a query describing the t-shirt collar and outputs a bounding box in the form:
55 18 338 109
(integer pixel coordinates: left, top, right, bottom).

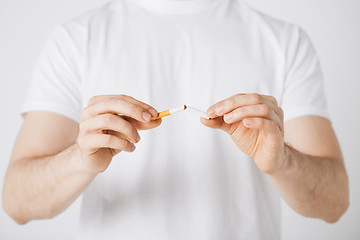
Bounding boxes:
128 0 226 14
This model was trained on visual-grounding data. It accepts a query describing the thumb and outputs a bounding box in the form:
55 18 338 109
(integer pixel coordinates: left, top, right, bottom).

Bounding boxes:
200 116 233 133
123 116 162 130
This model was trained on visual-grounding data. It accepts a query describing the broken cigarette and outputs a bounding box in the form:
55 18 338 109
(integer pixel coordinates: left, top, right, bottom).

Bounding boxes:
153 105 186 120
184 105 210 119
153 105 210 120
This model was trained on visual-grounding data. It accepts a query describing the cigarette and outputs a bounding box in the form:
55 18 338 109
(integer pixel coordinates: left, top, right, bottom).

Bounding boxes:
184 105 210 119
153 105 186 120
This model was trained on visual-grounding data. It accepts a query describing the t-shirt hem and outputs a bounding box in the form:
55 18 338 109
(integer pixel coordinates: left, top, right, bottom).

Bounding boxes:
20 101 81 123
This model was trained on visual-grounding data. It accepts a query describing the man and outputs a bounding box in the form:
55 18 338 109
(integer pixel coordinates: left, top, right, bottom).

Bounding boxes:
2 0 349 239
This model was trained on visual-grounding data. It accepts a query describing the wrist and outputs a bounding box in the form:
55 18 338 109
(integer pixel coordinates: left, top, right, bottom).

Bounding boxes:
72 143 100 177
269 143 292 176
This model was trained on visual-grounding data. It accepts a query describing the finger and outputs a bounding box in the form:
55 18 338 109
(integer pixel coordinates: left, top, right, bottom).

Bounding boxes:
81 114 140 143
262 95 279 106
117 95 158 118
79 133 136 154
207 93 263 118
200 116 232 133
267 102 284 123
123 116 162 130
223 104 282 129
82 98 153 123
242 118 280 135
103 129 129 141
88 95 118 106
87 95 159 118
260 95 284 122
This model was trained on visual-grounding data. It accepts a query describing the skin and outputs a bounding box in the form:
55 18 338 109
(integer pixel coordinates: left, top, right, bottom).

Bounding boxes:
2 95 161 224
202 93 349 223
2 93 348 225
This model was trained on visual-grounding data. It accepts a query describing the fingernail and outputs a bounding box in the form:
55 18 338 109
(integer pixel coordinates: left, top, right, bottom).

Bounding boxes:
215 106 224 114
149 109 158 118
142 112 151 122
224 113 232 122
136 135 141 142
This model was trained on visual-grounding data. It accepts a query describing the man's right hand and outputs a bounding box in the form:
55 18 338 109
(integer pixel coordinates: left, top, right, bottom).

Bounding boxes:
76 95 161 174
4 94 161 223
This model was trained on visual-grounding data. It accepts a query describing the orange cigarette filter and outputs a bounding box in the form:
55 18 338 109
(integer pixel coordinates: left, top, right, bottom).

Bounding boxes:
154 110 171 119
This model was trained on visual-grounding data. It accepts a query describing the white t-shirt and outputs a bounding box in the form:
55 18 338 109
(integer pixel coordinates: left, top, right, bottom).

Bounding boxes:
21 0 329 239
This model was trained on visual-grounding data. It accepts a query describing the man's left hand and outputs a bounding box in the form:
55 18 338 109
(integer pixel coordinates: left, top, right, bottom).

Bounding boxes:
202 93 286 174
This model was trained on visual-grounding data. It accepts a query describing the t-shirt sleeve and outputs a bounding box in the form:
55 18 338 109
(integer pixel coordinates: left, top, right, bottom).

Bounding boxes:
20 24 84 123
280 26 330 122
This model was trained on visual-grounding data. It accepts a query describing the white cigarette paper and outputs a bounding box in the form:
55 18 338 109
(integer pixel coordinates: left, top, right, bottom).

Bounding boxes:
184 105 210 119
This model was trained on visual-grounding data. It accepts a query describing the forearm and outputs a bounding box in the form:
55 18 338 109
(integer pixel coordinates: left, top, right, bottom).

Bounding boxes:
269 144 349 223
2 143 96 224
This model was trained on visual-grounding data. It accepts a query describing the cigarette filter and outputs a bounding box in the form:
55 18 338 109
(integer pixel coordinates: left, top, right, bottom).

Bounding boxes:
184 105 209 119
153 105 186 120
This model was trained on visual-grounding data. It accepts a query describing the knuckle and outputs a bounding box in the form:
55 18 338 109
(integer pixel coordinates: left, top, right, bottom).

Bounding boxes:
131 129 139 140
120 139 130 149
105 97 117 106
278 107 284 119
261 104 271 115
79 120 92 135
127 95 135 101
88 107 98 117
81 106 93 119
128 143 136 152
124 126 136 141
119 94 128 100
235 93 243 99
270 96 278 104
227 98 236 107
251 93 262 104
120 139 134 151
88 95 100 105
130 104 140 114
102 114 114 125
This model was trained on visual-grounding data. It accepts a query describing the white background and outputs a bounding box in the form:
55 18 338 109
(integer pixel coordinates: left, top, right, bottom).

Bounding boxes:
1 0 359 239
